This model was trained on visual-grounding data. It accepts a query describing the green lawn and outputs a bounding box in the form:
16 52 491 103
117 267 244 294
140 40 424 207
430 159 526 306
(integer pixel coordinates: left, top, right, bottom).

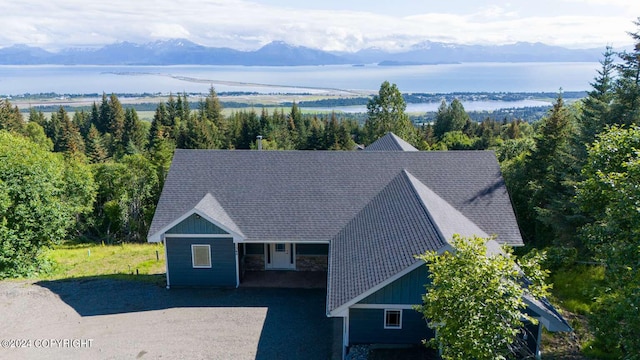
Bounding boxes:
40 241 165 282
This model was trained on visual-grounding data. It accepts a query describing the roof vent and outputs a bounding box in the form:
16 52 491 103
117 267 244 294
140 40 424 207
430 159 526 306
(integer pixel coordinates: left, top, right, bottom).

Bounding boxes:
256 135 263 151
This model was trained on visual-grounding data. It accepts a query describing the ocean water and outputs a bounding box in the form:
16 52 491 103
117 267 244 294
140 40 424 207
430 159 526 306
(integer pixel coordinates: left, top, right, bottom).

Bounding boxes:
312 99 552 114
0 62 600 96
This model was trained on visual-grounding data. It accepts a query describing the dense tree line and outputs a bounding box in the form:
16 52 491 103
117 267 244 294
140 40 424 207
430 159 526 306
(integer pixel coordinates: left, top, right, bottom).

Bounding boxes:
498 19 640 357
1 88 361 252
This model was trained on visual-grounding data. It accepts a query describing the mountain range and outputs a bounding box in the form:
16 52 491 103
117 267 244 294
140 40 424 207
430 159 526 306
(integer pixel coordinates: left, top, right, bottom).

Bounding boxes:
0 39 606 66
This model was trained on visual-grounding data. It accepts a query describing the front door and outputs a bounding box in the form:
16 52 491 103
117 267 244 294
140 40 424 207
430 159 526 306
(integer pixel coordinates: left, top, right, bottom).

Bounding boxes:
266 243 295 270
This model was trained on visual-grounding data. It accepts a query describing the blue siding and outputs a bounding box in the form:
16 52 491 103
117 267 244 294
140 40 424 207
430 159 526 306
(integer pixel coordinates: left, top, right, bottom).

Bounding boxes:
359 264 430 305
166 237 236 287
166 214 229 234
349 308 433 345
296 244 329 255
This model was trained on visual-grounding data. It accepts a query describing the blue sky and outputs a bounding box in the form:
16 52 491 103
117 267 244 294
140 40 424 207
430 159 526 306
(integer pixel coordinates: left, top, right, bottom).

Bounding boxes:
1 0 637 51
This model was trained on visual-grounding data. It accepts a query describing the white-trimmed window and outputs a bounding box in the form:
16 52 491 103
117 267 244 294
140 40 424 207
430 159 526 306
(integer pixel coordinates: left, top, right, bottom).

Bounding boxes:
384 309 402 329
191 244 212 268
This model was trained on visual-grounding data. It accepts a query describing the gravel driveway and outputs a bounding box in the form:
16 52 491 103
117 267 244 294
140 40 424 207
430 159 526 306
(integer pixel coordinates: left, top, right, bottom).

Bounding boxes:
0 278 336 360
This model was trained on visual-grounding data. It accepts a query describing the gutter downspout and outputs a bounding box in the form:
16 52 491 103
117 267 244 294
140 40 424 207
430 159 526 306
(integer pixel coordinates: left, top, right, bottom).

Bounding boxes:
343 311 349 360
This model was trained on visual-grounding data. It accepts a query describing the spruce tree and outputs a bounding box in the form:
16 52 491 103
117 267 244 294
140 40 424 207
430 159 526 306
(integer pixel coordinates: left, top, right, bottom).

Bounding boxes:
612 18 640 126
238 110 260 149
98 93 111 134
122 108 146 154
433 99 451 139
579 46 616 149
148 103 168 151
28 107 47 128
61 110 86 158
85 124 108 163
76 111 91 140
107 93 125 152
324 112 340 150
46 109 64 152
0 99 24 133
525 94 578 246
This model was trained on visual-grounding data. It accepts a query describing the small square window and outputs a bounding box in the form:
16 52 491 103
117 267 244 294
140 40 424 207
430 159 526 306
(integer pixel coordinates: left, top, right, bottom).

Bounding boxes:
384 309 402 329
275 243 286 252
192 244 211 268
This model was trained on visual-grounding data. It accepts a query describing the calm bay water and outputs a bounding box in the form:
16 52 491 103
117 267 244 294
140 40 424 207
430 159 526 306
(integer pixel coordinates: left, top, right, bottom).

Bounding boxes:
0 62 600 96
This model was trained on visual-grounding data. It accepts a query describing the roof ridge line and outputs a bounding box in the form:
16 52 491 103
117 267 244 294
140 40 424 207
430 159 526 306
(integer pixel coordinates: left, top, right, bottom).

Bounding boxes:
399 169 449 247
389 132 402 147
401 169 489 248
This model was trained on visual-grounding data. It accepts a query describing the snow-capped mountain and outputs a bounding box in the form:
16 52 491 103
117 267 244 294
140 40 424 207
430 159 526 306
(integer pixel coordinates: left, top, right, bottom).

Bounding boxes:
0 39 605 66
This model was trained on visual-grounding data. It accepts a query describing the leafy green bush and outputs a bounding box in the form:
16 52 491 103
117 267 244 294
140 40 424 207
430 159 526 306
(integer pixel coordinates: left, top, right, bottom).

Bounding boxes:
543 246 578 271
0 131 95 278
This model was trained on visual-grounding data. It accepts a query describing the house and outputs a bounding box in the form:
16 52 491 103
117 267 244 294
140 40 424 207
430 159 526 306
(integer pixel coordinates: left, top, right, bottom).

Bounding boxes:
147 132 570 358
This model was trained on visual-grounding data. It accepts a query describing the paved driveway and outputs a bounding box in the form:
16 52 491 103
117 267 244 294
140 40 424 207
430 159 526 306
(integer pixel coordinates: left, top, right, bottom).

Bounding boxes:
0 278 337 360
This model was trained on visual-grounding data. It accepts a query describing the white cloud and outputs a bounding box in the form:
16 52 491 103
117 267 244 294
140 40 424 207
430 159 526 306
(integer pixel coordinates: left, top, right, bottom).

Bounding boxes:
149 24 191 39
0 0 636 51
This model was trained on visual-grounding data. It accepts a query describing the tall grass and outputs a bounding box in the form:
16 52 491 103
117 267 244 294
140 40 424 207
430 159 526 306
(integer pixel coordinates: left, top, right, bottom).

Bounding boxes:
545 264 620 359
549 264 605 315
41 241 165 282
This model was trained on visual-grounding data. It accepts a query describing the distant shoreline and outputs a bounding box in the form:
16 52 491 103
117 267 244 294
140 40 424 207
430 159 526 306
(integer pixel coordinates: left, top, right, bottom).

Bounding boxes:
105 71 363 95
1 62 598 96
8 91 583 122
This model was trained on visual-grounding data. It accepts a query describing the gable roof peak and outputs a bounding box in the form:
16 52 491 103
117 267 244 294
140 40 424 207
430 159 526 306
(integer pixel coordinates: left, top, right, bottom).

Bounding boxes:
365 132 418 152
194 193 246 238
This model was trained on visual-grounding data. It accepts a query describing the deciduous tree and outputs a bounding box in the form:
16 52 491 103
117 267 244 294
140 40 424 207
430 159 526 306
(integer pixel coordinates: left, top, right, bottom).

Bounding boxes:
433 99 470 139
415 234 549 360
364 81 416 144
0 131 95 277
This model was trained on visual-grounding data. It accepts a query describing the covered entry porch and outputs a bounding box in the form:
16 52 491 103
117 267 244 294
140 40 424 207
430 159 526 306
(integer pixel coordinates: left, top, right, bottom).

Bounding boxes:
238 242 328 288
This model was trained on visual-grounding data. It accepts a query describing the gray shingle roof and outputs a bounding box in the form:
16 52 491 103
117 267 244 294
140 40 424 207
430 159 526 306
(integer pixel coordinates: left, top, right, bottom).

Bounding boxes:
364 132 419 151
328 170 495 312
149 150 522 246
405 171 489 242
328 170 440 311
